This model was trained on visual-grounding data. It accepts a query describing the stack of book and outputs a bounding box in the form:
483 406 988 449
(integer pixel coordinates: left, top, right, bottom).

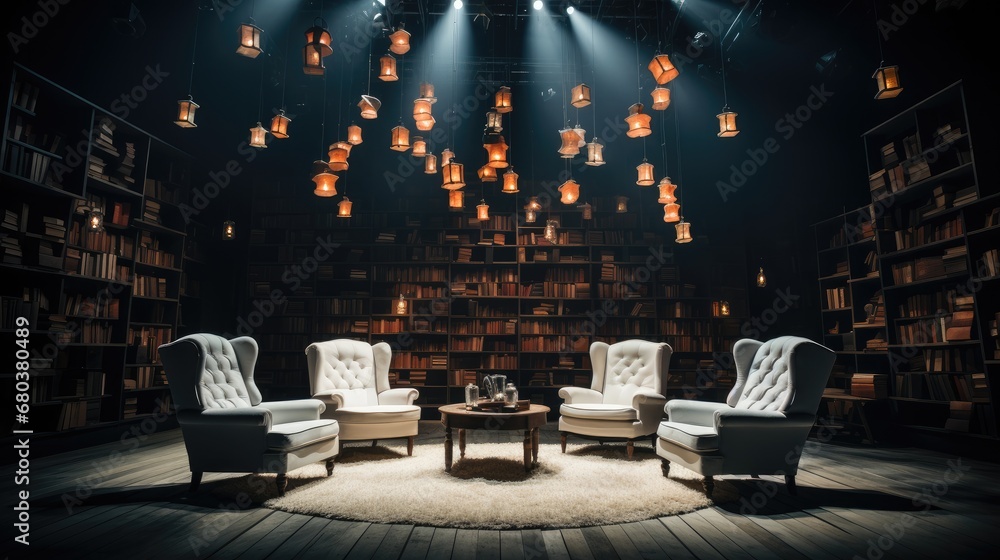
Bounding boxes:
880 141 899 166
933 123 962 145
942 246 968 276
1 235 22 264
143 199 161 224
901 134 921 159
944 401 973 432
905 157 931 183
851 373 888 399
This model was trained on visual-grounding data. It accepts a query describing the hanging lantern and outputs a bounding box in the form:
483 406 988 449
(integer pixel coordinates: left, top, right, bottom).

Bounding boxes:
675 217 692 244
448 189 464 209
625 103 652 138
425 152 438 174
388 24 410 55
717 106 739 137
526 196 542 211
615 196 629 213
174 96 199 128
525 207 537 223
441 160 465 190
873 65 903 99
328 143 350 171
585 138 605 166
663 202 680 223
636 160 655 186
648 53 679 85
494 85 512 113
358 95 381 119
415 115 435 131
390 123 411 151
441 148 454 166
558 127 581 158
249 122 268 148
269 110 291 139
312 166 339 197
501 167 519 193
347 123 363 145
651 87 671 110
572 124 587 147
657 177 677 203
236 21 263 58
485 110 502 132
86 207 104 232
222 220 236 240
411 136 427 157
484 136 509 168
419 81 437 101
558 179 580 204
478 164 498 182
578 202 593 220
571 83 591 108
720 301 731 316
302 19 333 75
477 199 490 221
543 220 558 243
756 267 767 288
337 196 353 218
413 98 433 122
379 53 398 81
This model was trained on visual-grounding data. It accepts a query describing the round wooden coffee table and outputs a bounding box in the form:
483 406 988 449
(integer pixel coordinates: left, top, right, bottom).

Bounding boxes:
438 403 550 473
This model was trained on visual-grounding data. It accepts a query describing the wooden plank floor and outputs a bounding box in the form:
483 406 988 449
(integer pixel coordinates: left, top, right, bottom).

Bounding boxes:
4 422 1000 559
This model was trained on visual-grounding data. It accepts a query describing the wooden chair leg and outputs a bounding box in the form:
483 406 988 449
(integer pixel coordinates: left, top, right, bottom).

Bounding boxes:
326 459 335 476
703 476 715 498
660 459 670 477
560 432 567 453
627 440 634 459
371 439 378 447
276 474 288 496
407 436 414 456
189 471 203 492
785 474 798 495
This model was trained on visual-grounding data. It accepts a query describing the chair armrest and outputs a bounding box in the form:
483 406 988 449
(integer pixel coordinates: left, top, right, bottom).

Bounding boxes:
664 399 729 427
258 399 326 424
312 390 348 410
558 387 603 404
378 388 419 406
178 407 270 427
715 409 815 429
633 391 668 429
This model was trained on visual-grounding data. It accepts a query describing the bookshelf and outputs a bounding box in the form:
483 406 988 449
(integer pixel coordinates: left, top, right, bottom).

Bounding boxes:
1 64 198 434
848 80 997 439
246 180 747 419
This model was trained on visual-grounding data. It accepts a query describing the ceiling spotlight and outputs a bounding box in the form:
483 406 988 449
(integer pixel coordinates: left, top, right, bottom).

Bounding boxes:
454 0 463 9
567 6 575 14
533 1 543 10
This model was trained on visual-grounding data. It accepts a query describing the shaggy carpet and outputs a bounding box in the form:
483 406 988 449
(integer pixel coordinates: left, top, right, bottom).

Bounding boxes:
213 442 736 529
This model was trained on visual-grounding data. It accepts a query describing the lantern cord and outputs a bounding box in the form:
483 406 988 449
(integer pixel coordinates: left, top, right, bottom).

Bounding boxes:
674 95 683 210
249 0 255 22
186 6 200 95
257 58 265 122
590 14 597 136
720 40 728 106
279 23 288 110
873 0 885 64
319 59 327 159
366 26 373 95
451 5 457 150
660 106 668 177
337 44 344 136
633 2 641 105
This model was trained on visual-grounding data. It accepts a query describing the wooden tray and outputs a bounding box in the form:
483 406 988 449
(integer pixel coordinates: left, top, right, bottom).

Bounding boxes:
472 400 532 412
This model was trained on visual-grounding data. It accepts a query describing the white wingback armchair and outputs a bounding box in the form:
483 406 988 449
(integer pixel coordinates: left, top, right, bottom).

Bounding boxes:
158 333 340 496
305 339 421 455
558 340 672 458
655 336 835 496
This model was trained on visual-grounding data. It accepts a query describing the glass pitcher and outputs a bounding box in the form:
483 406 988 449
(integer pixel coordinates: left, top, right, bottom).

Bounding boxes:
483 374 507 402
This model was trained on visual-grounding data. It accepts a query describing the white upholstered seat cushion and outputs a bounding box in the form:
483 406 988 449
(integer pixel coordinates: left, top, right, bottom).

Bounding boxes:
559 403 639 421
656 421 719 452
333 405 421 424
265 419 341 450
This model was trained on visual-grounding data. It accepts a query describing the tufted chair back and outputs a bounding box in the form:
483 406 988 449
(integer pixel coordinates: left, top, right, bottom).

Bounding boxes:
305 339 392 407
727 336 835 416
591 340 670 406
159 333 263 411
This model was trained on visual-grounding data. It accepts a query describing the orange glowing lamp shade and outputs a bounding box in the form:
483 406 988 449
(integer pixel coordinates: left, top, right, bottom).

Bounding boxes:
379 53 398 81
415 116 435 131
419 81 437 101
648 53 679 85
175 97 199 128
524 207 537 223
347 123 363 145
558 128 581 158
525 196 542 211
717 107 739 137
448 189 464 209
662 202 680 223
486 110 502 131
86 208 104 232
477 164 498 182
411 136 427 157
615 196 629 213
358 95 381 119
413 98 433 122
873 65 903 99
312 168 339 198
302 43 325 75
578 202 593 220
327 143 350 171
571 83 591 108
675 217 692 244
558 179 580 204
249 122 268 148
625 103 652 138
424 153 437 174
441 148 454 166
388 24 410 55
236 22 263 58
222 220 235 240
441 160 465 190
544 220 558 242
501 167 519 193
476 199 490 221
651 87 671 110
636 160 655 186
269 110 291 139
484 137 509 168
337 196 353 218
302 20 332 75
585 138 605 166
494 85 512 113
390 123 411 151
657 177 677 203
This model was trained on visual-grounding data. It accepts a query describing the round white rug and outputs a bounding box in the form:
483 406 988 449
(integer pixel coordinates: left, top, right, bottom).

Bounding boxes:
213 442 735 529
